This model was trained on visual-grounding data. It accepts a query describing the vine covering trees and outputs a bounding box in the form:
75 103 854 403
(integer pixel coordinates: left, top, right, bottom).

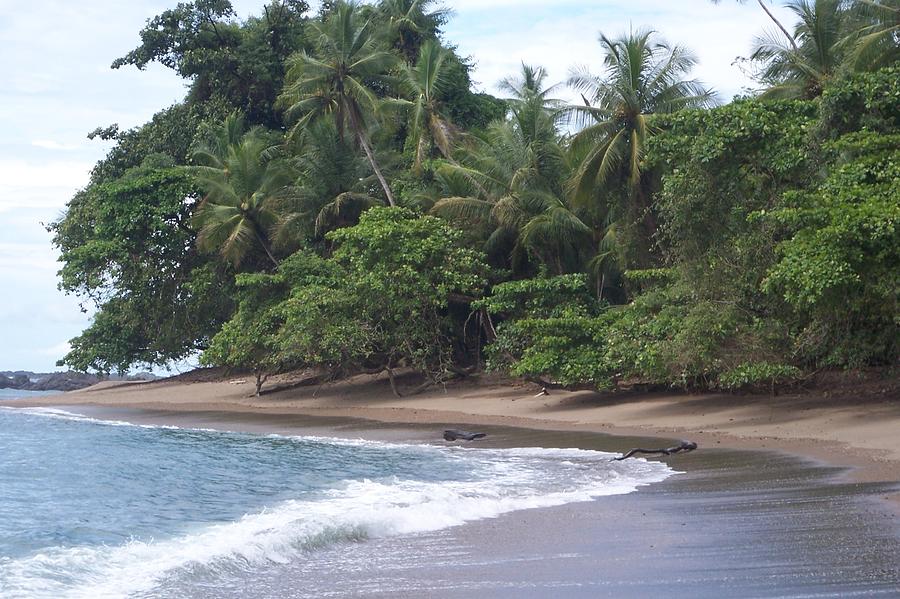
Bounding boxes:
53 0 897 395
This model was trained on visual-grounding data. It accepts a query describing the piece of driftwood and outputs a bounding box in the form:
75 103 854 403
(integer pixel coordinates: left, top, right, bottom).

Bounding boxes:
614 440 698 460
443 429 487 441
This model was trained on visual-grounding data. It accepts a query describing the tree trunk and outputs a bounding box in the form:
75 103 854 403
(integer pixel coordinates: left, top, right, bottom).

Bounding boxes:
259 239 280 269
386 366 402 397
254 370 268 397
630 185 658 267
480 308 498 343
356 129 396 207
756 0 799 51
252 224 279 269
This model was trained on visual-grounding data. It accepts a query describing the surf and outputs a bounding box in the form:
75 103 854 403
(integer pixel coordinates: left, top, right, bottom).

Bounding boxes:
0 408 674 599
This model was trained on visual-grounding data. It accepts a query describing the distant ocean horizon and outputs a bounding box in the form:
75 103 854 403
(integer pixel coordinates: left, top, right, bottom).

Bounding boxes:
0 405 673 598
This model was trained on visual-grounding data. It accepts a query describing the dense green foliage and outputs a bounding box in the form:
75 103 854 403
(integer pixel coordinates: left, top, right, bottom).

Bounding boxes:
486 67 898 390
112 0 311 127
203 208 487 393
763 131 900 366
54 0 897 395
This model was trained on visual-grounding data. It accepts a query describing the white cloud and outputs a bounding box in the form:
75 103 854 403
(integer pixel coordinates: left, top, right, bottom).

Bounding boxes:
39 341 72 357
31 139 84 151
445 0 793 100
7 72 59 96
443 0 583 9
0 160 93 213
0 242 61 274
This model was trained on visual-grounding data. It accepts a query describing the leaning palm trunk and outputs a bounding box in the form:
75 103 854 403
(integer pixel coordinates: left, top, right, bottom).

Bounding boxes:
252 225 280 268
354 123 396 207
756 0 800 50
279 3 399 208
711 1 799 50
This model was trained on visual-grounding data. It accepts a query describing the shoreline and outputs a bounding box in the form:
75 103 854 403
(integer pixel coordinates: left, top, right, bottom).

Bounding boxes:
7 381 900 596
11 372 899 484
7 401 900 597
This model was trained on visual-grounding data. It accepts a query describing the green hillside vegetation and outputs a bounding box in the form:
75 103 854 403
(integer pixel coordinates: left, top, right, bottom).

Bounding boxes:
52 0 899 394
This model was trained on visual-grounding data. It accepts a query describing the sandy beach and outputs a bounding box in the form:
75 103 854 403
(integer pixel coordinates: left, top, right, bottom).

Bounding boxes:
9 373 900 597
11 400 900 597
18 370 900 486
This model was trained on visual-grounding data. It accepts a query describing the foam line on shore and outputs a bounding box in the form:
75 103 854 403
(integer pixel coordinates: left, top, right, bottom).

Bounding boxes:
0 412 674 599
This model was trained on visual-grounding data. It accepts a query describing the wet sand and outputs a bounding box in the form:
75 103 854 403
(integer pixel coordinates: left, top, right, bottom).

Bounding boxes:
30 405 900 598
15 372 900 491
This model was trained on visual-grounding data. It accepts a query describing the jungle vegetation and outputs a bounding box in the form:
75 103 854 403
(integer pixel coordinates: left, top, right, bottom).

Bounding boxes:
52 0 899 395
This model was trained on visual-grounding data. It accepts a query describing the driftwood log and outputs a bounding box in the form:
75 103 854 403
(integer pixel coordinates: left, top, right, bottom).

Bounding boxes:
443 429 487 441
614 440 698 461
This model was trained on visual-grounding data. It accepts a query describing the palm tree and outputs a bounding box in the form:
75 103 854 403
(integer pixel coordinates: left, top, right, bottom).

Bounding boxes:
431 130 592 274
566 29 715 241
710 0 800 51
841 0 899 70
279 0 398 206
498 63 567 194
394 40 457 172
750 0 849 98
272 120 378 244
499 63 564 110
190 115 294 269
378 0 450 63
431 65 592 274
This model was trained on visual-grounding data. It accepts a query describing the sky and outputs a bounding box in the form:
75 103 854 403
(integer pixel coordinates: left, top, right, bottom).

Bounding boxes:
0 0 794 372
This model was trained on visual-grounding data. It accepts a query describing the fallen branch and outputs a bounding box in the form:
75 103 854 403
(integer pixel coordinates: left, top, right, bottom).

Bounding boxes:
614 440 698 461
524 376 597 392
443 429 487 441
255 371 332 396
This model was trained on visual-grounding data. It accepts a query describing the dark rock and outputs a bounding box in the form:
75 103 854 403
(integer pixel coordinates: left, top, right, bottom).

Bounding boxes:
0 370 159 392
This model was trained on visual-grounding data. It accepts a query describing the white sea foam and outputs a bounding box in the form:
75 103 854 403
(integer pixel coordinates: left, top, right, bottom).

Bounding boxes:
0 406 219 433
1 406 409 444
0 436 674 599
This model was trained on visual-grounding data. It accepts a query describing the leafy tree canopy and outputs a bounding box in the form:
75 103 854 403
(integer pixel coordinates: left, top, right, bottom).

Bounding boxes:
54 0 898 394
113 0 311 127
202 208 488 393
51 167 234 374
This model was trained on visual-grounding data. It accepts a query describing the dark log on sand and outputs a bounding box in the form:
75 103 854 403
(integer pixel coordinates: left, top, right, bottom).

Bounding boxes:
443 429 487 441
614 440 698 460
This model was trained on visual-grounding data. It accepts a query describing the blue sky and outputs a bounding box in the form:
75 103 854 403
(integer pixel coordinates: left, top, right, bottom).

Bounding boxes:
0 0 793 372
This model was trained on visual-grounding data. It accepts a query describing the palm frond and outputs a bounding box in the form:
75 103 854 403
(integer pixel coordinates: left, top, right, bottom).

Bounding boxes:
430 196 495 223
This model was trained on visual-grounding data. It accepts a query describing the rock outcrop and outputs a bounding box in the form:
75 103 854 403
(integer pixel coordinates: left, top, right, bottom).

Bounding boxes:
0 371 156 392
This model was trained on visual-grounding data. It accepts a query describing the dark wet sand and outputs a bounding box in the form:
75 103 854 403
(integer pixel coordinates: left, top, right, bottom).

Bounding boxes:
39 406 900 597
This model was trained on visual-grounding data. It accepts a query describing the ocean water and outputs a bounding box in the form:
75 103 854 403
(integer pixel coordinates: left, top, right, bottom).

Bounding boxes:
0 406 674 599
0 389 63 400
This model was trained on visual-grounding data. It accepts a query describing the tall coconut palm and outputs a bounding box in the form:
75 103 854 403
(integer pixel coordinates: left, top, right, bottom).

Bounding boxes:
395 40 457 172
190 115 294 269
499 63 563 108
434 63 566 210
378 0 449 64
499 63 567 195
272 120 377 244
431 65 591 274
431 124 591 274
566 30 715 237
750 0 849 98
279 0 398 206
